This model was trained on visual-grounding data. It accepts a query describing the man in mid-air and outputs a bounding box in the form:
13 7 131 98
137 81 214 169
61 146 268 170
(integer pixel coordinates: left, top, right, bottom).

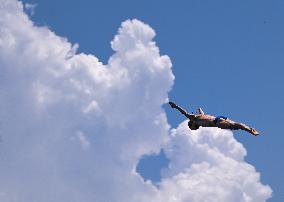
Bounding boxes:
169 101 259 136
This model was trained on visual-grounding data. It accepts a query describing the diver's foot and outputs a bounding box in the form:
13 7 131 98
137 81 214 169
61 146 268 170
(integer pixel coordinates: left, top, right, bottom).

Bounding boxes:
250 128 260 136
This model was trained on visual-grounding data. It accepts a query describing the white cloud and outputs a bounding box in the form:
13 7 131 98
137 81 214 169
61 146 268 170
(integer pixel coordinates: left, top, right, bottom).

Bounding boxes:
73 131 91 151
156 122 272 202
0 0 271 202
24 3 37 16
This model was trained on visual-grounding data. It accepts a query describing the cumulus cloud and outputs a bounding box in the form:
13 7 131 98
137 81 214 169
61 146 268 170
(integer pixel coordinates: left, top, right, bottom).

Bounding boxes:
24 2 36 16
0 0 271 202
156 122 272 202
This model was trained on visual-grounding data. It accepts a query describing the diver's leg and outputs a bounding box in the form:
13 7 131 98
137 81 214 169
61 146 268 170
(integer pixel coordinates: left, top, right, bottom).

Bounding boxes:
231 122 248 130
233 122 257 135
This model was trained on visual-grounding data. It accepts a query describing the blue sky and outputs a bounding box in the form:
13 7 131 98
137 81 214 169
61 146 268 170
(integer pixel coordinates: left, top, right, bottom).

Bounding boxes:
18 0 284 201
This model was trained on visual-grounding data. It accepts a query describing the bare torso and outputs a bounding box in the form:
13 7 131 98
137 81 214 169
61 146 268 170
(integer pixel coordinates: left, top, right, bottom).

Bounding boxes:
195 114 216 127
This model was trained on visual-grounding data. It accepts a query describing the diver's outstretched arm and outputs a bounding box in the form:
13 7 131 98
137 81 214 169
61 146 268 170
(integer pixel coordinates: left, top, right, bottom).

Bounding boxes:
169 101 195 120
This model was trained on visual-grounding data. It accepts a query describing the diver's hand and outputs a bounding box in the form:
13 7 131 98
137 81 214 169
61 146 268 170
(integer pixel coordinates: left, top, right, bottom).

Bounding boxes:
169 101 177 109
